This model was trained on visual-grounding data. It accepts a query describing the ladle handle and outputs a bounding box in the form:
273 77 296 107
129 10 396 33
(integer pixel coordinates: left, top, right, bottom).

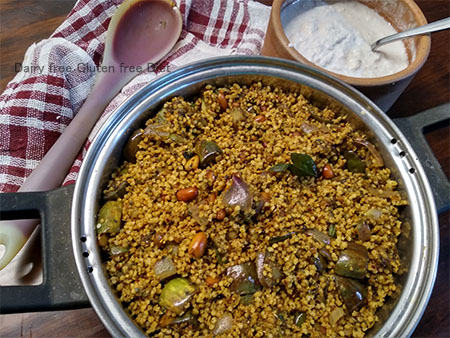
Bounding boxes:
371 17 450 51
18 72 124 193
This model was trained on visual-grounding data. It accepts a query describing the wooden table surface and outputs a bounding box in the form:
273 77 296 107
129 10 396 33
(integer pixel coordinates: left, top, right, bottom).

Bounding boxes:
0 0 448 337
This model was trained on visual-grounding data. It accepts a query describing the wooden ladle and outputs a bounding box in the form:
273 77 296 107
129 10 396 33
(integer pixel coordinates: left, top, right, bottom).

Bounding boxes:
0 0 183 270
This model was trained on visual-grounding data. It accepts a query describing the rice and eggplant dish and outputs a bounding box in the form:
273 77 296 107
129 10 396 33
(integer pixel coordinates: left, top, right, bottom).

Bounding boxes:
96 82 407 337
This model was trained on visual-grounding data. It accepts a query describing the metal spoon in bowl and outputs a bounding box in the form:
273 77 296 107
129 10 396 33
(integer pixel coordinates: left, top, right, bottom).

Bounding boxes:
371 17 450 51
0 0 182 270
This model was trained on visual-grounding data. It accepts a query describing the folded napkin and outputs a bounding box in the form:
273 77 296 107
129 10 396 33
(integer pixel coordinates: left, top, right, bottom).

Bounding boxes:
0 0 270 193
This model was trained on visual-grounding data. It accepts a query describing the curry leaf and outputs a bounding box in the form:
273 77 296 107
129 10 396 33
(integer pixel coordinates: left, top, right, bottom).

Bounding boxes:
290 153 318 177
344 152 366 173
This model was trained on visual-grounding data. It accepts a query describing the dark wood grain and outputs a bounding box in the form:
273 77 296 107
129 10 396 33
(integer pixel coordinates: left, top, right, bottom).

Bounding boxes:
0 0 448 337
0 308 110 337
388 1 450 117
0 0 77 91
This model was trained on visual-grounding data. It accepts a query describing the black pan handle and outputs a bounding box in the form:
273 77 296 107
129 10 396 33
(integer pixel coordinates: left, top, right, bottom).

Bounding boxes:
0 185 89 313
393 102 450 214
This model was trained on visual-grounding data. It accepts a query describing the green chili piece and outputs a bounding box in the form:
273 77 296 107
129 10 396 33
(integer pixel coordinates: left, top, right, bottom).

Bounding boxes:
328 224 336 237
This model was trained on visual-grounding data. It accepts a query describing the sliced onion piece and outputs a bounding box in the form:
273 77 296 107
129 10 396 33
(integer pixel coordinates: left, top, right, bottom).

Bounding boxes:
355 138 384 167
154 256 177 280
305 228 331 245
222 175 253 212
144 123 169 138
366 208 382 220
330 307 345 326
188 204 208 226
366 185 399 199
230 107 246 122
213 312 233 335
227 262 261 295
256 252 282 288
357 220 371 241
300 122 319 134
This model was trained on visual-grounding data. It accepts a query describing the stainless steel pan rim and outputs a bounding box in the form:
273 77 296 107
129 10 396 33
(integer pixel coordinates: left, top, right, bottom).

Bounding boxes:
71 56 439 337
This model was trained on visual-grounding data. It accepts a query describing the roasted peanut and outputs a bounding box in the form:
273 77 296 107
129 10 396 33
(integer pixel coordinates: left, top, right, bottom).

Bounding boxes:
322 163 334 179
206 170 216 184
238 151 247 162
226 230 237 240
176 187 198 202
218 92 227 111
153 232 164 248
207 193 217 204
261 192 271 203
205 276 220 287
98 234 109 247
159 311 175 327
254 114 266 123
188 232 207 258
216 209 226 221
185 155 199 171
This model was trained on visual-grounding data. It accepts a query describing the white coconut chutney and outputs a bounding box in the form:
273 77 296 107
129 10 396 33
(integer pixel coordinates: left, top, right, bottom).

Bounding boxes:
282 0 409 78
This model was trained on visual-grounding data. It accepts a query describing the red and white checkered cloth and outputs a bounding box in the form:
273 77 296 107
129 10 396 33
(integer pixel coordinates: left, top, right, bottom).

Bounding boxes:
0 0 270 193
